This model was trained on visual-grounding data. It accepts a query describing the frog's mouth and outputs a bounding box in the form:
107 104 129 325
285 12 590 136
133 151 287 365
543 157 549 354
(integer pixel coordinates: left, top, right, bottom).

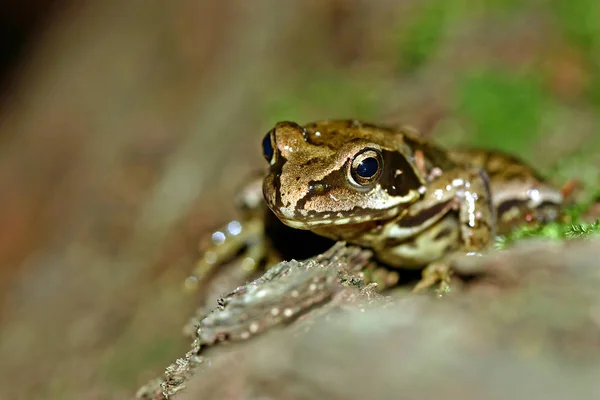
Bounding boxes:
275 205 402 230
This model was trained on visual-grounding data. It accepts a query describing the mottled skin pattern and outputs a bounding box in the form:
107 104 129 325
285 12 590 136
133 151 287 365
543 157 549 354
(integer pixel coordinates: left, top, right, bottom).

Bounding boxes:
262 120 563 273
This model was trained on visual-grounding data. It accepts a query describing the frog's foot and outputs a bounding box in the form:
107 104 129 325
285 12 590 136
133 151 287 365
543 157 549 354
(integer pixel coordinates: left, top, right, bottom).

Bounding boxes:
363 264 400 292
185 217 272 292
412 261 452 295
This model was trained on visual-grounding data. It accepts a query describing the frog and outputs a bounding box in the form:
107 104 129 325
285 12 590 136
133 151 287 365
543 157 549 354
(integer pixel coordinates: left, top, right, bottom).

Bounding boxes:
187 119 563 294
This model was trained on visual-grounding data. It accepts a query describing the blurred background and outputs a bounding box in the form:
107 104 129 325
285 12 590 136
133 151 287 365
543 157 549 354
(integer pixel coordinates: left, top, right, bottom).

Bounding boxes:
0 0 599 398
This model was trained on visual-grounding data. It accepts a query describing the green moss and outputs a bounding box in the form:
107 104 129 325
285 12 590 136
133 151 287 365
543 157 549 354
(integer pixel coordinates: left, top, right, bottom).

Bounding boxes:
565 220 600 238
496 200 600 249
454 70 547 157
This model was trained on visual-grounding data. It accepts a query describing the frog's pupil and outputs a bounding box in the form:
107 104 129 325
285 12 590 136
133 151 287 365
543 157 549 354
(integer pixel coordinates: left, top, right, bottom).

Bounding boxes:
356 157 379 178
262 133 273 162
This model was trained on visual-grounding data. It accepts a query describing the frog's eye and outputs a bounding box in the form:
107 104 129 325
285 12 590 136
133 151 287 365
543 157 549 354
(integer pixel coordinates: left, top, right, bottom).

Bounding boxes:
262 131 274 163
349 149 383 186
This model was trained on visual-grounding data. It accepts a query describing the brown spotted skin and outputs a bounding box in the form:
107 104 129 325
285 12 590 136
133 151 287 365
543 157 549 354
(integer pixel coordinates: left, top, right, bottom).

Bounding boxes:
261 119 563 270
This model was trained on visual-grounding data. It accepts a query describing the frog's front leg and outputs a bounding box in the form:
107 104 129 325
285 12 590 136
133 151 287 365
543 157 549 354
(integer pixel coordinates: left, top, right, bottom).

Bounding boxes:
401 167 495 293
185 174 278 292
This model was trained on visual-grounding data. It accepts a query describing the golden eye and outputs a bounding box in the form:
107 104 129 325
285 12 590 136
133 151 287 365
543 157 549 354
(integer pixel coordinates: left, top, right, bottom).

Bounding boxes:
350 149 383 186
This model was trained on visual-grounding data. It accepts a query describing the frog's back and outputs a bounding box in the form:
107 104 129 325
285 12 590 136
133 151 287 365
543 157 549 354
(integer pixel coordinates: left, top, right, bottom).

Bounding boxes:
448 149 546 182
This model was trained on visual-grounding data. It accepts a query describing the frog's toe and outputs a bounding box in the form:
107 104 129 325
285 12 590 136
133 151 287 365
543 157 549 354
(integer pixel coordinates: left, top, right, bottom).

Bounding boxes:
412 261 452 294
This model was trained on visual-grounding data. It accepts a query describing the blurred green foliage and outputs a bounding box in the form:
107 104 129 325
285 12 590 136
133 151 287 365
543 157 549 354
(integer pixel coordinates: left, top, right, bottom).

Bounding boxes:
551 0 600 107
261 71 383 129
393 0 528 72
454 70 546 156
395 2 448 71
552 0 600 58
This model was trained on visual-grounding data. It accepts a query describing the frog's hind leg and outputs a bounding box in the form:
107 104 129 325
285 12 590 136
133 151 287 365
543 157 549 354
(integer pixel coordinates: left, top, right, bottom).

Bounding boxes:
482 152 562 234
450 149 564 235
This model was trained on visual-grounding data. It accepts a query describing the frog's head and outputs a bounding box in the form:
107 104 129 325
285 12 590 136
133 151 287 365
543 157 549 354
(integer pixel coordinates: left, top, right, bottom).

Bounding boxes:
261 120 426 229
